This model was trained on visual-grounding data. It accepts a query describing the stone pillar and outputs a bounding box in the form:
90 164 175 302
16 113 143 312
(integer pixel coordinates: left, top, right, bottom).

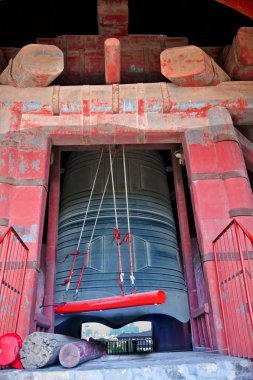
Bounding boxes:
0 130 51 337
183 107 253 352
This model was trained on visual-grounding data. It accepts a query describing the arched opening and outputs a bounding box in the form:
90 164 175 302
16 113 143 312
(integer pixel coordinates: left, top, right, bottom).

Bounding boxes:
41 145 194 352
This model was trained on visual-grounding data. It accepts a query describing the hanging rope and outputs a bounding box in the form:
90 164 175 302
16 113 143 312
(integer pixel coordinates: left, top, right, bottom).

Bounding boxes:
122 145 136 293
76 147 105 252
75 148 118 295
63 147 104 292
63 251 78 291
109 145 125 295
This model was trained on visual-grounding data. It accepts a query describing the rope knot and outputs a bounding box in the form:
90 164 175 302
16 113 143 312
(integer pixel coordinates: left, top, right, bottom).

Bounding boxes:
119 272 124 283
130 274 135 285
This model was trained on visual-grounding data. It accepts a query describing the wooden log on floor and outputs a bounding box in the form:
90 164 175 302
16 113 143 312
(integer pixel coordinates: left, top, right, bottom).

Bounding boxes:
59 340 107 368
20 332 80 369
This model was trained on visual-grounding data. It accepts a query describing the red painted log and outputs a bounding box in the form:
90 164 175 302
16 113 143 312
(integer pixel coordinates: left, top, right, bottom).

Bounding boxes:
105 38 121 84
215 0 253 19
223 27 253 80
97 0 129 36
59 340 106 368
0 44 64 87
0 333 23 368
161 45 230 86
55 291 166 314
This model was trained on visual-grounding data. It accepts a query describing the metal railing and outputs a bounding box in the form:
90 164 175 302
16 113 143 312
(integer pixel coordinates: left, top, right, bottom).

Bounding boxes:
192 303 213 351
213 219 253 358
0 227 29 336
106 337 153 355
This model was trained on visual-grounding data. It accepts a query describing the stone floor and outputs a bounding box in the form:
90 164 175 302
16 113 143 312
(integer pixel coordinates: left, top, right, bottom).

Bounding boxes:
1 352 253 380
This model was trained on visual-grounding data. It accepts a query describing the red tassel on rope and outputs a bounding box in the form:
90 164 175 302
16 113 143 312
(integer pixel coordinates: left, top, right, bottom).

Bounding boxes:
75 250 89 293
63 251 79 289
113 227 121 241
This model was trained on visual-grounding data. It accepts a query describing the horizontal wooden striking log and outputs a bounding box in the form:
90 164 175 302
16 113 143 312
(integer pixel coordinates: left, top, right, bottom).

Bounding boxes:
0 44 64 88
59 340 106 368
20 332 80 369
55 291 167 314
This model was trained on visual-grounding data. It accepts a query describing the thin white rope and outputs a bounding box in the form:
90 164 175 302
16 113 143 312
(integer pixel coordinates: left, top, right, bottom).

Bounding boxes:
76 147 104 252
64 147 104 293
109 145 119 230
87 150 116 249
122 145 130 233
109 145 124 286
74 149 117 295
122 145 135 287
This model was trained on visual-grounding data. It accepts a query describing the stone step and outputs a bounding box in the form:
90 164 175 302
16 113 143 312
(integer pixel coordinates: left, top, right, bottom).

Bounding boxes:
1 352 253 380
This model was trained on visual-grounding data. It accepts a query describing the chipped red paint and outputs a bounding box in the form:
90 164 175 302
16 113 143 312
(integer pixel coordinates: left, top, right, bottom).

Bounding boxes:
43 148 60 332
34 35 188 85
161 45 230 86
138 99 145 115
183 108 253 352
0 9 253 358
223 27 253 80
0 45 64 88
1 82 253 124
172 148 199 349
1 94 253 352
104 38 121 84
97 0 129 36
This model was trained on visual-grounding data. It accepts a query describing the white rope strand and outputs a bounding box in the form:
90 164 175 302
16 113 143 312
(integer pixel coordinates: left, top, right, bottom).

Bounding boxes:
76 147 104 252
122 145 135 289
74 148 117 295
88 150 116 248
109 145 125 291
122 145 130 233
109 145 119 230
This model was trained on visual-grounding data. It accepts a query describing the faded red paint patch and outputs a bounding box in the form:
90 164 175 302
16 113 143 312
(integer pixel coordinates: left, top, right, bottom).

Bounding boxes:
138 99 144 115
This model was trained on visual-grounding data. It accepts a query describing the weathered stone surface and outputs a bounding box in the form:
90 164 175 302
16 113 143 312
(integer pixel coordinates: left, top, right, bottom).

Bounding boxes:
1 352 253 379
